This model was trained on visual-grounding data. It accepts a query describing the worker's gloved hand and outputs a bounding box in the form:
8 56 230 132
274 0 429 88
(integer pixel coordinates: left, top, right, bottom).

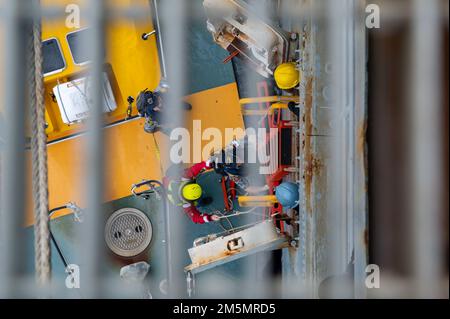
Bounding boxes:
210 214 220 222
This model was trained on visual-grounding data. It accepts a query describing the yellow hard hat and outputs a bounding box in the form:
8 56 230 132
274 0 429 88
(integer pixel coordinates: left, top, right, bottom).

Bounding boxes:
274 62 300 90
182 183 202 201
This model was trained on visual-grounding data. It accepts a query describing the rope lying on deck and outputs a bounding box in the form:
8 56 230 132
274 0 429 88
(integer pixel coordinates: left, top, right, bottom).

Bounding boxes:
29 0 51 284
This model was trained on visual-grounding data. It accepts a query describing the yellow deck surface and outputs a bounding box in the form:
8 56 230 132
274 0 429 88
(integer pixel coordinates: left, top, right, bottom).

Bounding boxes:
24 83 244 226
41 0 161 141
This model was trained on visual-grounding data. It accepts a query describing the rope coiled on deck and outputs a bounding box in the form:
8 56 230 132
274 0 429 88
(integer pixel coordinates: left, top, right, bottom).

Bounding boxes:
29 0 51 285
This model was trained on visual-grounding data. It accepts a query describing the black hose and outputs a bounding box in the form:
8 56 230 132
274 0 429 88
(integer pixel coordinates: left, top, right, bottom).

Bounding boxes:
49 205 69 214
48 206 84 298
50 232 68 269
48 206 70 270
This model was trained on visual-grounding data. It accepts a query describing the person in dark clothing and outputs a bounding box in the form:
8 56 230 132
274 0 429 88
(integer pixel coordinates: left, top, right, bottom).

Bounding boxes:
136 88 192 134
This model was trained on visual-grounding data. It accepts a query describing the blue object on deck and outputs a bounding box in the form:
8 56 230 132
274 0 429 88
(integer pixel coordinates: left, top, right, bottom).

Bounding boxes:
275 182 299 209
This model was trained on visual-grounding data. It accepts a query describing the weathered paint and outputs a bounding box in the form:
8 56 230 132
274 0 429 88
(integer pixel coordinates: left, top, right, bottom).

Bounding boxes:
185 219 289 274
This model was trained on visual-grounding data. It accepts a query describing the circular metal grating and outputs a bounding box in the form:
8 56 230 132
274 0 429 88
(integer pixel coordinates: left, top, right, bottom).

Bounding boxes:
105 208 152 257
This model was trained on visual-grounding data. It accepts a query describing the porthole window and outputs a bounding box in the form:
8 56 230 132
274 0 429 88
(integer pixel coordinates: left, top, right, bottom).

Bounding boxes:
66 28 92 65
42 38 66 76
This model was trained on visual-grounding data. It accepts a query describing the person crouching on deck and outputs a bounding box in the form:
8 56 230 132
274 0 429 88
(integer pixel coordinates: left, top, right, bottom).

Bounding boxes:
163 160 220 224
136 88 192 135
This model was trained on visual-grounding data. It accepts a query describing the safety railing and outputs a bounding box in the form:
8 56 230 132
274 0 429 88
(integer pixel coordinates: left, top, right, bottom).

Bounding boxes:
0 0 447 299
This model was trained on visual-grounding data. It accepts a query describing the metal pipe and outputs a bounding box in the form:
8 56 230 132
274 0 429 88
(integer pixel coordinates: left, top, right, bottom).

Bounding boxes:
352 0 369 299
78 0 106 298
149 0 167 80
326 0 350 298
241 0 274 300
141 30 156 40
48 206 71 269
158 0 189 297
0 0 28 298
409 0 443 298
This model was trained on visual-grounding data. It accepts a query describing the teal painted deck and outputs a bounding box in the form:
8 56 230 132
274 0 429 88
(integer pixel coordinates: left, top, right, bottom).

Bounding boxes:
24 167 269 297
161 0 236 95
186 1 236 94
24 190 258 298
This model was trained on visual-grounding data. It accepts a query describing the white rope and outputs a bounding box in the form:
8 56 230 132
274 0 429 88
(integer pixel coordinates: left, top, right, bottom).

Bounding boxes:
213 219 272 237
30 0 51 285
216 206 259 219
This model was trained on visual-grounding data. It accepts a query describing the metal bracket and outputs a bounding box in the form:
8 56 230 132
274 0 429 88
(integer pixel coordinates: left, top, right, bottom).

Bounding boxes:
131 180 161 200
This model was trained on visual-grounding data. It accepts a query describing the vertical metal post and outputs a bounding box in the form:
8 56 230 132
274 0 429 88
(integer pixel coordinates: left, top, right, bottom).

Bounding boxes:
149 0 167 80
159 0 188 297
243 0 273 300
352 0 368 299
326 0 351 297
409 0 443 298
0 0 28 298
79 0 106 298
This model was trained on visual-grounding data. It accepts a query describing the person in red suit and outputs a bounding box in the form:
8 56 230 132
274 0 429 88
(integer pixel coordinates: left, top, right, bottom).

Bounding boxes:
164 159 220 224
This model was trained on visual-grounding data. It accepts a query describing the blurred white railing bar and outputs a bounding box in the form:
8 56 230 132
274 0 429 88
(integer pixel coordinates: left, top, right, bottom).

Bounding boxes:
158 0 189 297
326 0 354 298
79 0 107 298
409 0 444 298
0 0 28 298
149 0 167 80
352 0 369 299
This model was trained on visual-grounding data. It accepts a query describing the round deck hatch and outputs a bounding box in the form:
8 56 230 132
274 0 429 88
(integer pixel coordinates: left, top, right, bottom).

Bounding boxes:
105 208 152 257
